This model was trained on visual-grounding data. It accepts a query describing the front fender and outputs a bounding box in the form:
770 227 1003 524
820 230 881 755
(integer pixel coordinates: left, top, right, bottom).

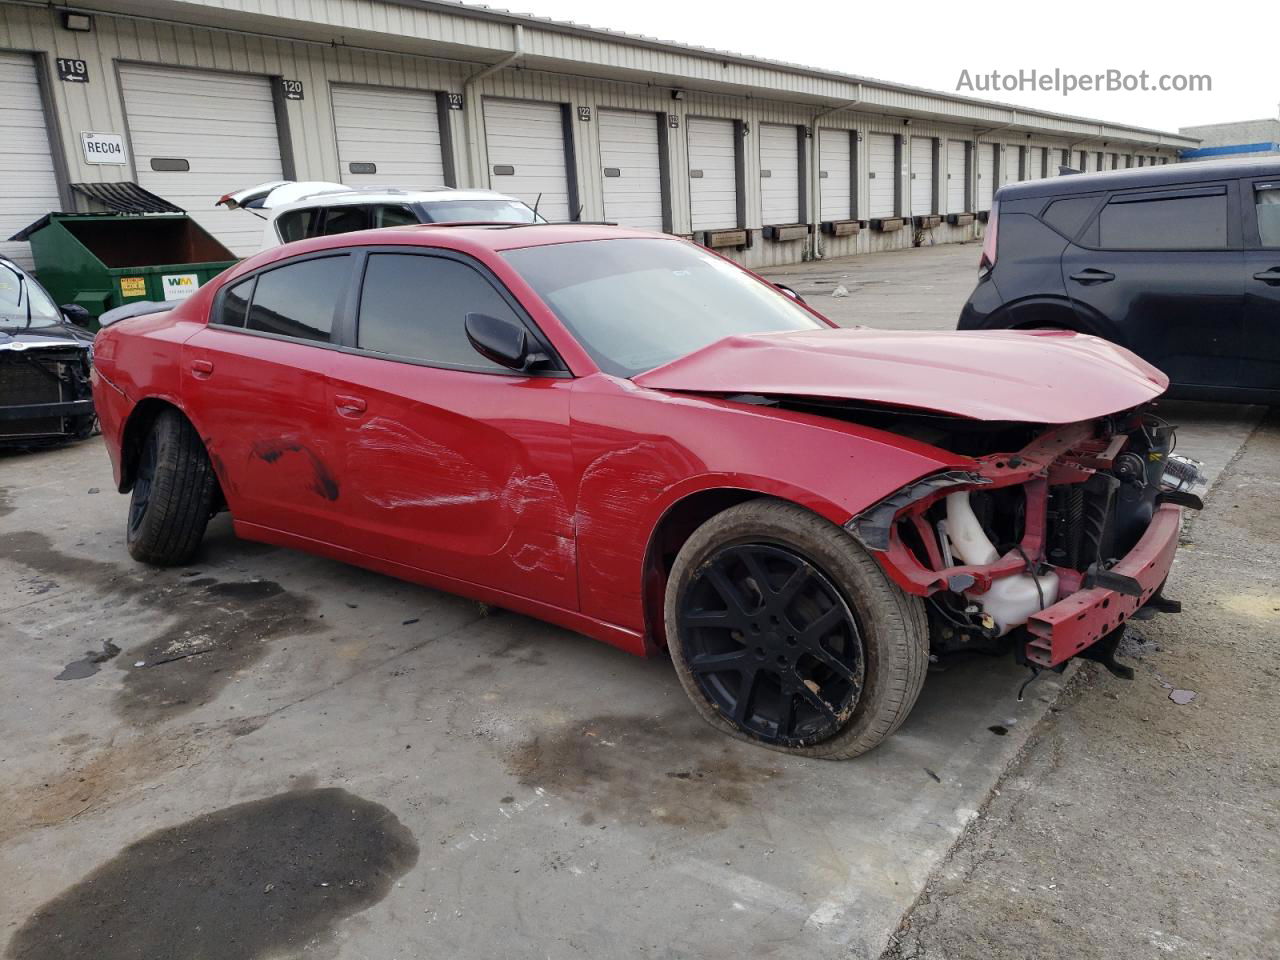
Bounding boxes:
570 378 969 632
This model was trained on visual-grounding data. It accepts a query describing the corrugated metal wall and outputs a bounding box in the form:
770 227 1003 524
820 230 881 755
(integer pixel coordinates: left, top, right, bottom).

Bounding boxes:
0 0 1185 268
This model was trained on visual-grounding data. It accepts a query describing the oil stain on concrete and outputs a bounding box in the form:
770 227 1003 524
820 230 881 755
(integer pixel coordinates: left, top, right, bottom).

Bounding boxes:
5 787 419 960
0 530 323 724
507 713 782 830
54 640 121 680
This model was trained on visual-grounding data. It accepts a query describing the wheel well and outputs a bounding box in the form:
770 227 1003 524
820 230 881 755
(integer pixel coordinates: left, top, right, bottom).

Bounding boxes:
640 488 765 651
118 399 175 492
118 400 223 511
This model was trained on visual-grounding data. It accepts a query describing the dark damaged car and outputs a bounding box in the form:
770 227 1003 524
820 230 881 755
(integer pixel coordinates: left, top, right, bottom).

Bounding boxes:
92 225 1205 758
1 256 96 448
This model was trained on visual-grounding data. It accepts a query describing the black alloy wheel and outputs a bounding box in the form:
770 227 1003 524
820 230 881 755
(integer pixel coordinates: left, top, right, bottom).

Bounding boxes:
677 542 865 747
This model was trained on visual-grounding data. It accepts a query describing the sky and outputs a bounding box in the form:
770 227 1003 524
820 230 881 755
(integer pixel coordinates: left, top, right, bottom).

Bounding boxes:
471 0 1274 133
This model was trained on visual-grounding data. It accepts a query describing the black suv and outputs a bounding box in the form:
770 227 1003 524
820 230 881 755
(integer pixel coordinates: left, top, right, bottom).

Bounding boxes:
959 158 1280 403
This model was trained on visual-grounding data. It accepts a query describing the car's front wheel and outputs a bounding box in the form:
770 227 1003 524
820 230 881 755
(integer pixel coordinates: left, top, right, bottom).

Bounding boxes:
126 408 217 566
665 499 928 759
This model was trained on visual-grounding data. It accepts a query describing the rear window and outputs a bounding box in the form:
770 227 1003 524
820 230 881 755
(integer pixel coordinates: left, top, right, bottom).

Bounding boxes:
247 255 351 344
1096 188 1229 250
275 209 315 244
1256 184 1280 247
219 277 254 328
1040 196 1099 239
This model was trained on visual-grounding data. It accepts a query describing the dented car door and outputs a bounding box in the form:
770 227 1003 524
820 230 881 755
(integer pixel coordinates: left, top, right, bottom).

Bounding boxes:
183 251 354 540
326 249 578 610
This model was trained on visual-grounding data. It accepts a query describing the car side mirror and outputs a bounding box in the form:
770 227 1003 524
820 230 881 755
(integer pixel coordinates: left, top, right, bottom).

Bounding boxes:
774 283 805 304
464 312 548 372
61 303 92 328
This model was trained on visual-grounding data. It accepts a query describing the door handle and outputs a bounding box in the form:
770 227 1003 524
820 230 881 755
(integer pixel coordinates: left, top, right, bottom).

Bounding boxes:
190 359 214 379
1252 267 1280 285
1069 268 1115 285
334 394 367 416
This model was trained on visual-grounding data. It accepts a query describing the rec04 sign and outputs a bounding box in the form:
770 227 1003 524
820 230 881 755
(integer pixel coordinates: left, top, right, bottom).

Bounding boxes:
80 132 127 165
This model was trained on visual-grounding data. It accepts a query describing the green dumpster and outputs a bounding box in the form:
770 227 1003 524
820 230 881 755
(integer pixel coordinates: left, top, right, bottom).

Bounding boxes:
13 212 237 322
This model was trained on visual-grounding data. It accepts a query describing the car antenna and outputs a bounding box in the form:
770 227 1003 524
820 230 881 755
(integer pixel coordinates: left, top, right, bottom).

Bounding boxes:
532 192 543 220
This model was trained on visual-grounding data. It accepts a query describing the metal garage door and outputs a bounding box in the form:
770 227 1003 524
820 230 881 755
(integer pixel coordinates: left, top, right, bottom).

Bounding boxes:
331 85 445 189
868 133 896 219
120 64 283 256
598 109 663 230
818 128 852 221
759 123 800 224
483 98 571 221
977 143 996 210
0 53 61 268
910 137 933 215
1028 146 1046 180
1003 146 1018 185
946 140 967 213
687 117 737 231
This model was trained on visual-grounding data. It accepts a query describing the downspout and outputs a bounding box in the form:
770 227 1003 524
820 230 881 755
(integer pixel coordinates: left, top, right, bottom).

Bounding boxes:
809 83 862 260
464 24 524 186
974 112 1018 192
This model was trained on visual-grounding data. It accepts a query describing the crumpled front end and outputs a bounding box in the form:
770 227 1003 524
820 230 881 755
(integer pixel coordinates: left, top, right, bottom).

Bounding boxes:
847 408 1205 670
0 343 95 445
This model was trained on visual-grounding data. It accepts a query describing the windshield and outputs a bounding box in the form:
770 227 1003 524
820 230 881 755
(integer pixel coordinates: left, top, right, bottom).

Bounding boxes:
0 261 63 329
419 199 542 224
502 238 824 376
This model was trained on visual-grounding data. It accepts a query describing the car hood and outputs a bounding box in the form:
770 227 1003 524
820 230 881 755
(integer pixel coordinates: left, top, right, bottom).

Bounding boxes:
632 327 1168 423
0 324 91 351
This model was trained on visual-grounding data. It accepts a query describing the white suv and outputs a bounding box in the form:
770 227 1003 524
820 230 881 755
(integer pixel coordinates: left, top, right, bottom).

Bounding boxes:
216 181 543 250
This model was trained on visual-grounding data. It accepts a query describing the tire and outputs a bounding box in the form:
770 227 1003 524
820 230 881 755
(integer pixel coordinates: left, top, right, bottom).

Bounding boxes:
664 499 929 760
126 408 217 566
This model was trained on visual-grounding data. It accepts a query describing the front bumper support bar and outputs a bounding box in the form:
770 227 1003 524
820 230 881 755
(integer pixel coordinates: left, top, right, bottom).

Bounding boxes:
1024 502 1182 668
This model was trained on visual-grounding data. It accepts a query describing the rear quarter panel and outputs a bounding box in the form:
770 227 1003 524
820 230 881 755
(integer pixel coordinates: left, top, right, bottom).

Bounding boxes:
91 291 217 489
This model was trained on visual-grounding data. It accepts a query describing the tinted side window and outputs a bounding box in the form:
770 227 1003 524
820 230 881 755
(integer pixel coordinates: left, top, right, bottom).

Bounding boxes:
247 256 351 344
372 205 419 228
321 206 370 236
1097 189 1228 250
1256 184 1280 247
219 277 254 327
275 209 315 243
357 254 519 371
1041 197 1099 239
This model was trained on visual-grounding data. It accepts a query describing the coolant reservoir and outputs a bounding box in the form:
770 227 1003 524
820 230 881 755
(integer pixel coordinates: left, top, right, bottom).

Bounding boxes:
944 492 1060 636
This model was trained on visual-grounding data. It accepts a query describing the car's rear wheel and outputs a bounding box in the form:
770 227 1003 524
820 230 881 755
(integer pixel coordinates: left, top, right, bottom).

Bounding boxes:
126 408 217 566
664 499 928 759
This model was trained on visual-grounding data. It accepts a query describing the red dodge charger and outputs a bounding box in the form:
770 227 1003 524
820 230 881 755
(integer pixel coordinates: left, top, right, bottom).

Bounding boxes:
91 224 1203 758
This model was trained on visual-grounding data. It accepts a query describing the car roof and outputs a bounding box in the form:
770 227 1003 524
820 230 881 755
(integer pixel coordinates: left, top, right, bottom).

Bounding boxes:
270 187 528 215
235 223 674 269
997 157 1280 201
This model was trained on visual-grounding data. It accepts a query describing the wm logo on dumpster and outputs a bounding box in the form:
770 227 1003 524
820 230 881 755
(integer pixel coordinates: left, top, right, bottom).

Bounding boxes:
162 273 200 302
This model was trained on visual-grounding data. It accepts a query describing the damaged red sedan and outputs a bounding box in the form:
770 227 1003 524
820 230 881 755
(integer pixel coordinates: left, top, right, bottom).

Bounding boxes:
90 224 1204 758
